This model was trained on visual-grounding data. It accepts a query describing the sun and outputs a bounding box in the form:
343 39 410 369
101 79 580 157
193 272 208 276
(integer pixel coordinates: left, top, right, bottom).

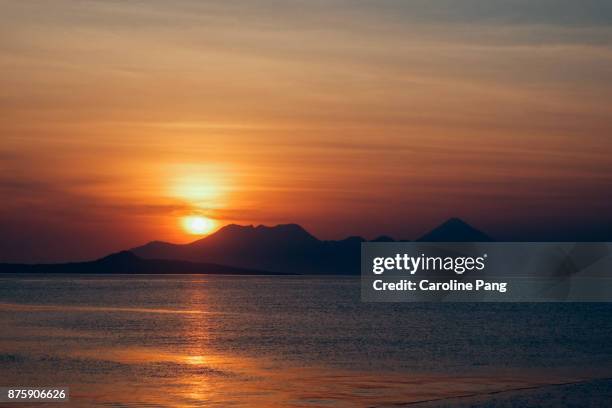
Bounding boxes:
182 216 216 235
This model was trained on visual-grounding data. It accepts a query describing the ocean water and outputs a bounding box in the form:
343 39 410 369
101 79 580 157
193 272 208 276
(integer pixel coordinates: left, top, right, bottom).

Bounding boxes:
1 275 612 407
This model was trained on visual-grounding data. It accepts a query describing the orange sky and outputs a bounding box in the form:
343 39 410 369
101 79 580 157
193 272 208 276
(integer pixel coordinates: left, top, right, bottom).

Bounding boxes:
2 1 612 262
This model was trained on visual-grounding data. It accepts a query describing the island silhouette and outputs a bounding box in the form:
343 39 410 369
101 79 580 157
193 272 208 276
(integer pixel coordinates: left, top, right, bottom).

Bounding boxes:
1 218 492 275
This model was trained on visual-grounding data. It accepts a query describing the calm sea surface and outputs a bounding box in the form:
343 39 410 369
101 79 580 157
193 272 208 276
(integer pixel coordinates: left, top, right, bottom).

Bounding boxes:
1 275 612 407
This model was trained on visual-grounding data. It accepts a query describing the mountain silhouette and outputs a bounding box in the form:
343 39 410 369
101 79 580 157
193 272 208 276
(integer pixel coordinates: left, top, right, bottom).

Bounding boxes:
372 235 395 242
417 218 493 242
0 251 282 275
2 219 494 275
132 219 493 274
132 224 362 274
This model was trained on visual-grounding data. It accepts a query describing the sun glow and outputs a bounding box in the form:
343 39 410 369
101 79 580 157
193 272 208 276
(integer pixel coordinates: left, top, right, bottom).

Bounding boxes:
168 165 231 209
174 178 221 203
182 216 216 235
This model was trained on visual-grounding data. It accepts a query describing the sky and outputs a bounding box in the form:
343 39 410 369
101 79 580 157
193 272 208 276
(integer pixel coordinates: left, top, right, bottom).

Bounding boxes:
2 0 612 262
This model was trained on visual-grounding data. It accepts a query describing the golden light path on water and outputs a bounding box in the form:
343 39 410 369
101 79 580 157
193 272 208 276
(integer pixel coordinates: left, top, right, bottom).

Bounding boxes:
60 347 596 407
0 301 601 407
0 303 214 315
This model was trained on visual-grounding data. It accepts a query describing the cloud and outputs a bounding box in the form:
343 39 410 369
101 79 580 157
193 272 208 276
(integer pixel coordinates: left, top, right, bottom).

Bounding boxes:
341 0 612 26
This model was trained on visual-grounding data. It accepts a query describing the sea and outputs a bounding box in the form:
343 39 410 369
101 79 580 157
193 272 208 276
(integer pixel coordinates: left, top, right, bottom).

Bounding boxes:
1 274 612 407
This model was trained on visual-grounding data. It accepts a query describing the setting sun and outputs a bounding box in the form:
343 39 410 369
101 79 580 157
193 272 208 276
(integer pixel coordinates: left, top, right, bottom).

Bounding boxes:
182 216 216 235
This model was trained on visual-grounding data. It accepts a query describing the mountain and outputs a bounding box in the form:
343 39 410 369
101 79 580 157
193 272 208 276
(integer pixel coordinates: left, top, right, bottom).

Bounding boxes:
0 251 282 275
132 220 493 274
417 218 493 242
2 220 493 275
132 224 363 274
372 235 395 242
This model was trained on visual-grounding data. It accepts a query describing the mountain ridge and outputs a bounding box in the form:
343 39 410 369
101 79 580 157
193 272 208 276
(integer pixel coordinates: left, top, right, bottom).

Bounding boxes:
0 250 284 275
417 217 493 242
1 218 494 275
131 218 492 274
